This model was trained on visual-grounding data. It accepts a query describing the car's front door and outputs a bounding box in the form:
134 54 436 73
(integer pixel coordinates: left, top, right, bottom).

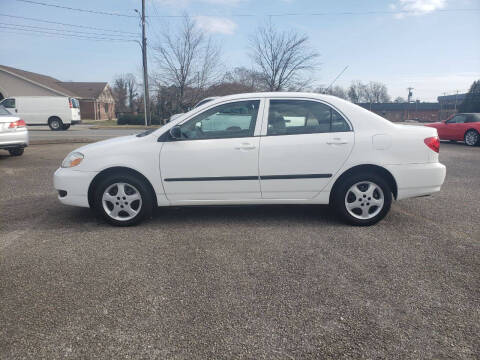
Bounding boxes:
259 99 354 199
444 114 467 140
160 99 263 202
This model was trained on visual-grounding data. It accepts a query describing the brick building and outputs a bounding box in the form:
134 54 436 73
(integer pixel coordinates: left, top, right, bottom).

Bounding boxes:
59 82 115 120
0 65 115 120
358 102 440 122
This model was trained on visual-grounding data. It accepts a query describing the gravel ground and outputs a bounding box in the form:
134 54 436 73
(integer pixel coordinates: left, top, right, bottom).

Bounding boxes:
0 142 479 359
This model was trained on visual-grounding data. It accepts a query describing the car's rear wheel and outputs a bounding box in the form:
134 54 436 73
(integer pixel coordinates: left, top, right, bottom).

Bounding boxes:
332 173 392 226
8 147 24 156
464 129 479 146
93 173 153 226
48 117 63 131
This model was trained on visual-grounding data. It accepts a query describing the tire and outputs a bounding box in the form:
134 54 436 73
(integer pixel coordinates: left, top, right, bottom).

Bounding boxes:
62 124 71 130
48 117 63 131
93 173 153 226
8 147 24 156
464 129 479 146
332 173 392 226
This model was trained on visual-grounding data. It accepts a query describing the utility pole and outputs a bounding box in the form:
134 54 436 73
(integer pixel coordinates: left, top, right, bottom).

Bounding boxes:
137 0 150 127
406 87 414 120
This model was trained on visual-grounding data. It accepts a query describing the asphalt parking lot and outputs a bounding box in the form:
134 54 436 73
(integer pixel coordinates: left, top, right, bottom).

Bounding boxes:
1 142 479 359
29 125 141 143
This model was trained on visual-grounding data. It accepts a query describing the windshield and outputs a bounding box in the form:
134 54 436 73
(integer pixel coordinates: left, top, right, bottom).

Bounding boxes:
0 105 12 115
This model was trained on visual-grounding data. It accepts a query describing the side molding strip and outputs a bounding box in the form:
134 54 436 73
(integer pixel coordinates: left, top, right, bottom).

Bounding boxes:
164 174 332 182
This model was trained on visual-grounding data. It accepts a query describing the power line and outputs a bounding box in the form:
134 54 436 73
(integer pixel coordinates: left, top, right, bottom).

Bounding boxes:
16 0 137 18
0 25 137 42
0 22 138 38
0 13 140 34
16 0 480 18
0 29 135 43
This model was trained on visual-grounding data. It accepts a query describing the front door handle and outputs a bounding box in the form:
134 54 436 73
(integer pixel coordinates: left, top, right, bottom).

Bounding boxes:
327 138 348 145
235 142 256 151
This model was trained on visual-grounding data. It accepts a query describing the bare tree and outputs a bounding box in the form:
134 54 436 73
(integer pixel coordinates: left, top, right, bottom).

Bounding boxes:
152 15 223 112
348 81 367 103
125 74 138 111
111 75 128 113
319 85 348 99
249 22 319 91
347 81 390 103
394 96 406 103
365 81 390 103
223 67 265 91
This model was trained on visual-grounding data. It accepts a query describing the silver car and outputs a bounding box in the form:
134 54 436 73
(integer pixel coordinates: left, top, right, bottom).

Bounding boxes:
0 105 28 156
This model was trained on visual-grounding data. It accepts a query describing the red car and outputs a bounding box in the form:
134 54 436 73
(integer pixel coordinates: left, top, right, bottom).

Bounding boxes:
425 113 480 146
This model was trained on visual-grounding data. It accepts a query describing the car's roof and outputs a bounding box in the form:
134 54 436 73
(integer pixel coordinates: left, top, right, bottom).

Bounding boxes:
215 92 338 101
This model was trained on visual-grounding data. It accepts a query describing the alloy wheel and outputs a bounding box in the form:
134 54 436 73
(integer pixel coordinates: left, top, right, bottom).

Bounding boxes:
344 181 385 220
465 130 478 146
102 182 142 221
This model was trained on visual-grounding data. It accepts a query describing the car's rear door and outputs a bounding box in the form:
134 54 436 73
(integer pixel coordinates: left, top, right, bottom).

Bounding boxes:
258 98 354 199
160 98 264 202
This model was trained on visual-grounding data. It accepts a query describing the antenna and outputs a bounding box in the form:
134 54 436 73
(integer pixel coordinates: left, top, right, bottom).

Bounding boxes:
326 66 349 92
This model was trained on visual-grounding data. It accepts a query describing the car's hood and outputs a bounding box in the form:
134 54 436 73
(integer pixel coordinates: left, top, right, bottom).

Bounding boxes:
73 134 142 155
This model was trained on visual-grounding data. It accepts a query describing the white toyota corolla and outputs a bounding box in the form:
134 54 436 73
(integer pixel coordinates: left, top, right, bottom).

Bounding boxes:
54 92 446 226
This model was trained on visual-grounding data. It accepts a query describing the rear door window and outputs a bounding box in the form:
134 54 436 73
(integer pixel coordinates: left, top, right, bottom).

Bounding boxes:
266 99 351 136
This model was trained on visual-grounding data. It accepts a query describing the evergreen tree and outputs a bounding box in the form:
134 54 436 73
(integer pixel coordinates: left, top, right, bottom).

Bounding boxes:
459 80 480 112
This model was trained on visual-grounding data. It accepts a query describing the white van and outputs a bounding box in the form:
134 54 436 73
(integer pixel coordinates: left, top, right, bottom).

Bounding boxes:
0 96 81 131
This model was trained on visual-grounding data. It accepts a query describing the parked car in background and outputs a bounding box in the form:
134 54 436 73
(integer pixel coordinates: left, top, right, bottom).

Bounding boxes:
167 96 220 123
54 92 446 227
0 105 28 156
0 96 81 131
425 113 480 146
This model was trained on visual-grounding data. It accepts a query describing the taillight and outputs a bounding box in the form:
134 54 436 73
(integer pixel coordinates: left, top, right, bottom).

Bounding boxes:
69 98 73 108
424 136 440 153
8 119 26 128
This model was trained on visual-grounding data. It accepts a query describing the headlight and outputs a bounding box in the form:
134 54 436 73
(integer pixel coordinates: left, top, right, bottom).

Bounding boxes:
61 152 84 168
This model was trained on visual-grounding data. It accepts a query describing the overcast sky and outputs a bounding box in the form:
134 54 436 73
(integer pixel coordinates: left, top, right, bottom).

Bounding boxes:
1 0 479 101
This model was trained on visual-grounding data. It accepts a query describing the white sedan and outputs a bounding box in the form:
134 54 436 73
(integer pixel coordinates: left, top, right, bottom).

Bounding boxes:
54 92 446 226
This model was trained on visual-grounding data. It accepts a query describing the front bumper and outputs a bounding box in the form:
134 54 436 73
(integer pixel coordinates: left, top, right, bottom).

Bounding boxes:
0 129 29 149
54 167 98 207
385 162 446 200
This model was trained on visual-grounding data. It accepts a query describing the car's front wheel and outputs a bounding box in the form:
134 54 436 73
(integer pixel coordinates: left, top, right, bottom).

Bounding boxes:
93 173 153 226
464 129 479 146
332 173 392 226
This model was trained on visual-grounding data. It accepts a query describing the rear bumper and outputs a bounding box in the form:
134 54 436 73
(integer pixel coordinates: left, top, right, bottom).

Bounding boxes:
0 130 29 149
385 162 446 200
71 120 82 125
54 167 98 207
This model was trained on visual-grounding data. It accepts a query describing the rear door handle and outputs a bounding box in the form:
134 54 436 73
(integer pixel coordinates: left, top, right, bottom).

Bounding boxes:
327 138 348 145
235 142 256 151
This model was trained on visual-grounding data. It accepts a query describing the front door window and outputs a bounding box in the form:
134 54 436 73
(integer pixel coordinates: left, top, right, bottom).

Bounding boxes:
178 100 260 140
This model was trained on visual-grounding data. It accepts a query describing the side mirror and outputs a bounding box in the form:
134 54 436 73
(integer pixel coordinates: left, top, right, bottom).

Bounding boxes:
169 126 182 139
